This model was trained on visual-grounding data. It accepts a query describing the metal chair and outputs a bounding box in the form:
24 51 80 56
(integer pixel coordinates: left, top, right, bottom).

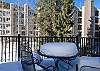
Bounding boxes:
32 52 55 71
20 39 54 71
80 66 100 71
20 40 36 71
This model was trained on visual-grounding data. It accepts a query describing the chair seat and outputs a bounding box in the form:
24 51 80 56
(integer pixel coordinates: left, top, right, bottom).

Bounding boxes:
39 58 55 68
79 56 100 71
35 64 45 71
33 52 55 71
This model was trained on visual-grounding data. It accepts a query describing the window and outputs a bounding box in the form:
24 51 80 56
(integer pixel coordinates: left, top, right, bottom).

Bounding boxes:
0 11 2 16
6 24 10 27
95 18 98 23
0 30 1 35
78 25 82 30
22 31 25 35
33 31 35 36
3 11 5 16
3 30 5 34
0 17 2 22
3 24 5 29
6 11 10 15
21 20 24 24
29 31 32 34
0 24 2 28
78 32 81 36
78 18 82 23
78 11 82 17
34 25 36 29
36 31 38 36
22 26 25 30
3 17 6 22
6 18 10 21
21 14 24 18
6 30 10 33
95 11 99 16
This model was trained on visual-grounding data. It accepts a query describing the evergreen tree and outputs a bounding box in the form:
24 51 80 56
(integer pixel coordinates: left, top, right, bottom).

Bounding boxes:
34 0 74 37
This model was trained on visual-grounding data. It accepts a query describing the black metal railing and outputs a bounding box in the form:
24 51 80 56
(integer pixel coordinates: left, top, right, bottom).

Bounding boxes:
0 35 18 62
0 35 100 63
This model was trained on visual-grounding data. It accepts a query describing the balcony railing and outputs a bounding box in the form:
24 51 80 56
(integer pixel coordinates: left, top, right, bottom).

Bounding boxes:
0 35 100 63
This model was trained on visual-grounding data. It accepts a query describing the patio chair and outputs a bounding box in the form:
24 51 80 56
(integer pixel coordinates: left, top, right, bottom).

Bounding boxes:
20 41 36 71
80 66 100 71
32 52 55 71
79 56 100 71
20 40 54 71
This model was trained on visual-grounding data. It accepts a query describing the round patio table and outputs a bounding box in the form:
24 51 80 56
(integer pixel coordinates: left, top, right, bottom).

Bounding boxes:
38 42 78 71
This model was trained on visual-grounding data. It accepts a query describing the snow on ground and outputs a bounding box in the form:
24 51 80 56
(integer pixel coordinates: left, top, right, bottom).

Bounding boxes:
0 59 78 71
0 61 50 71
1 56 100 71
0 61 47 71
40 42 78 57
0 61 23 71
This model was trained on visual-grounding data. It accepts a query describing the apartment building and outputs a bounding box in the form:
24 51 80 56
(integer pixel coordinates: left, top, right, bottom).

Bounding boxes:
0 3 13 35
72 0 100 37
0 2 39 36
23 3 40 36
82 0 100 37
72 6 82 37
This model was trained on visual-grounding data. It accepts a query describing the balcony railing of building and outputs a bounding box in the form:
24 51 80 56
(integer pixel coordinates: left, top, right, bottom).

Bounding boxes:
0 35 100 63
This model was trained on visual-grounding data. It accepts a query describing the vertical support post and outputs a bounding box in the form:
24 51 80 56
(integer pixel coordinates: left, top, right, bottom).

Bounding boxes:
76 36 79 56
76 36 79 48
18 34 20 61
61 35 63 42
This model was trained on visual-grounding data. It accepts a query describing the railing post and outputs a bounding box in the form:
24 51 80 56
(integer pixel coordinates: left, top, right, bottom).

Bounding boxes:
18 34 20 61
76 36 79 56
76 36 79 48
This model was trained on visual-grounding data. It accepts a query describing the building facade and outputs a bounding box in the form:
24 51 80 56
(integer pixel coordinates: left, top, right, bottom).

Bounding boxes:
73 0 100 37
0 3 13 35
82 0 100 37
72 6 82 37
0 2 39 36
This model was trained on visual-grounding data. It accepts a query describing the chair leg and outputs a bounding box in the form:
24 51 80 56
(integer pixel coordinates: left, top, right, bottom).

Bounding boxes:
76 64 78 71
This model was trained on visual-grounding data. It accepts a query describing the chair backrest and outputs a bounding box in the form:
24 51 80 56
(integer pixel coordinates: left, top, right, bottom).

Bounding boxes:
32 52 43 64
20 39 36 71
80 66 100 71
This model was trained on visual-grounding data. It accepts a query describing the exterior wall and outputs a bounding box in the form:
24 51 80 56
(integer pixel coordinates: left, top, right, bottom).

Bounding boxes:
10 3 16 35
74 0 100 37
0 6 11 35
83 0 93 37
0 3 39 36
72 6 79 36
0 3 17 36
81 0 100 37
23 4 39 36
71 6 82 37
82 6 85 37
96 8 100 25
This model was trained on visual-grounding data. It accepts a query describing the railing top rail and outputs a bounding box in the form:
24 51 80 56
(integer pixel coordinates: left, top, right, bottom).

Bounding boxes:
20 36 100 39
0 35 99 39
0 35 18 37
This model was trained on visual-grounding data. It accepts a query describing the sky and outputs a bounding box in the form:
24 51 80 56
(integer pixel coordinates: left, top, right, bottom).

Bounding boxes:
75 0 100 8
4 0 100 9
4 0 36 9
